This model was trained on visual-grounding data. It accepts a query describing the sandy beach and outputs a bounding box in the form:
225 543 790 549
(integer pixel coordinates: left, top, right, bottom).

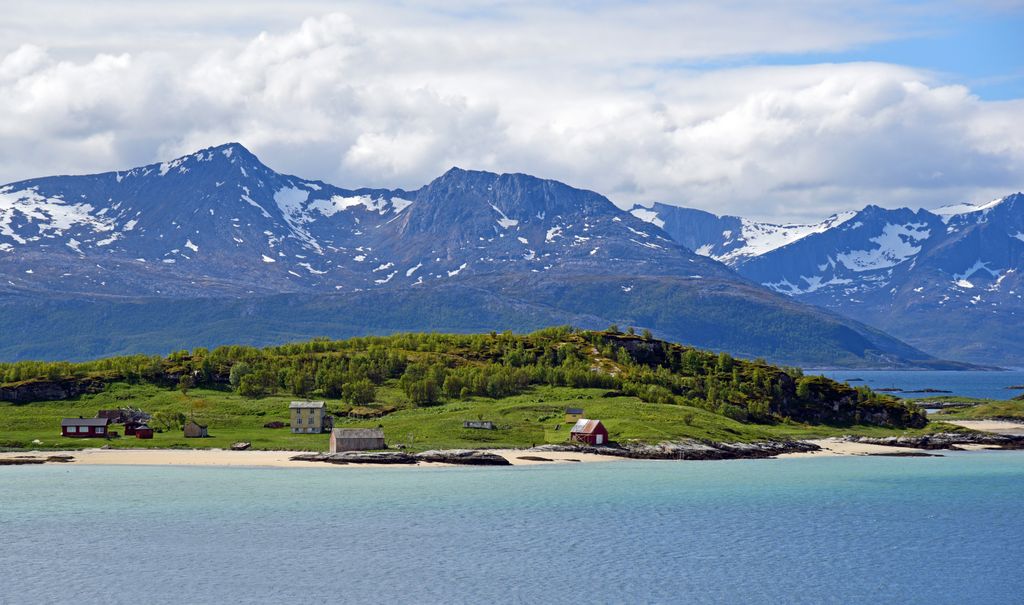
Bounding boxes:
777 438 933 458
0 448 623 468
946 420 1024 435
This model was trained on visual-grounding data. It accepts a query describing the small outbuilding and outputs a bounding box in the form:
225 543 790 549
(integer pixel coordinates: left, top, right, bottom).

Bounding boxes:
570 419 609 446
183 420 209 438
61 417 111 438
330 428 385 453
564 407 584 422
134 424 154 439
463 420 495 430
290 400 329 434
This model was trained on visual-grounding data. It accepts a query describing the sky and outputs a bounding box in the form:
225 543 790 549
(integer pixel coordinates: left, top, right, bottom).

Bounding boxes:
1 0 1022 222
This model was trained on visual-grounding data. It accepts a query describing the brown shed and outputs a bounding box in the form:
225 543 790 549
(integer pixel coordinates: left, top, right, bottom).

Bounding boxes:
329 428 385 453
183 420 209 438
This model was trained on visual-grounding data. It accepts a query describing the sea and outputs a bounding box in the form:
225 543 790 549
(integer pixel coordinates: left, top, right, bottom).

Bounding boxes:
820 369 1024 400
3 453 1024 604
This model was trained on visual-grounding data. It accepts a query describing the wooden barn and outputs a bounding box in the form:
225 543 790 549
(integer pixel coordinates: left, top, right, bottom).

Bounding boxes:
183 420 209 438
570 419 608 445
330 428 385 453
134 424 154 439
61 417 111 438
564 407 584 422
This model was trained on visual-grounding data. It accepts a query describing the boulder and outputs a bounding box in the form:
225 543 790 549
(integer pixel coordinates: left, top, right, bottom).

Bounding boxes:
415 449 511 465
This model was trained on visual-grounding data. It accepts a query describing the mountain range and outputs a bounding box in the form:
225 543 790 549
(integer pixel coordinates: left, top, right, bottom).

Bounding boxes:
0 142 1003 368
632 195 1024 366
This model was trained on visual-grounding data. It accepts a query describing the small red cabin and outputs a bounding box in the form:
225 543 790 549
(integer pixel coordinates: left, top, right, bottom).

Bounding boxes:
61 417 111 438
134 424 154 439
570 419 609 445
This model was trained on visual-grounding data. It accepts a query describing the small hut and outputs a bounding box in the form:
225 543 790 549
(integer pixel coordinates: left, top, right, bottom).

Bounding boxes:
463 420 495 430
570 419 608 446
330 428 385 453
134 424 154 439
564 407 584 422
183 420 209 438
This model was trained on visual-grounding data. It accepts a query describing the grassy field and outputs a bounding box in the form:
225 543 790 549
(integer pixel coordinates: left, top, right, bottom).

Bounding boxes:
0 381 952 452
930 398 1024 421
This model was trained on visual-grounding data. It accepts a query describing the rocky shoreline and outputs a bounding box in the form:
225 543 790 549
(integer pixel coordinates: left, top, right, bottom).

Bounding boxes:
847 432 1024 450
529 439 822 460
290 449 512 466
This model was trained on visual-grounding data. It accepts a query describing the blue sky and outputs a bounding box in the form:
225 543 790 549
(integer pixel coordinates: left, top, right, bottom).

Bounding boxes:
0 0 1022 221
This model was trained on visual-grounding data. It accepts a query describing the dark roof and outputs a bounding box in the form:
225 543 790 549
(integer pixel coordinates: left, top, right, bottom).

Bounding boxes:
332 428 384 439
185 420 208 428
61 418 111 427
565 407 584 415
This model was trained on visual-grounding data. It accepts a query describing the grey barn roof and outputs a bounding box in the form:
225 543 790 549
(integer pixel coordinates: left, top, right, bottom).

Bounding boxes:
61 418 111 427
332 428 384 439
290 400 326 409
570 419 604 434
565 407 584 414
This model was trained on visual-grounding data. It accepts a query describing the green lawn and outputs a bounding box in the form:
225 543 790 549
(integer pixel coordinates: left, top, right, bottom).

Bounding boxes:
0 382 953 452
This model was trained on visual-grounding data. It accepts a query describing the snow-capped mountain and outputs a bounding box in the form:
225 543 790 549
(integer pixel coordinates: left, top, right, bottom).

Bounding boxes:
631 195 1024 365
0 143 950 368
0 143 721 296
630 203 857 264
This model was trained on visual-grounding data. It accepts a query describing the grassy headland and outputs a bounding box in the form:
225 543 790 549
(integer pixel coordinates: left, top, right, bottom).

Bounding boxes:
0 327 940 452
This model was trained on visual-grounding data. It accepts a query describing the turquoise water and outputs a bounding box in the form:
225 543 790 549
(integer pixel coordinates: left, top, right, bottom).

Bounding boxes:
3 453 1024 604
820 369 1024 400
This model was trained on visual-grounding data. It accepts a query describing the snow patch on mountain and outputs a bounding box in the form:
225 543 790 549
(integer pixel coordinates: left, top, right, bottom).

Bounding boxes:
629 207 665 229
718 212 857 263
835 223 930 272
0 188 116 244
933 196 1006 223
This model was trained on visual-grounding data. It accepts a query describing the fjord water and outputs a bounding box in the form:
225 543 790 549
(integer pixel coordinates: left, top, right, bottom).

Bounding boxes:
4 454 1024 604
821 369 1024 400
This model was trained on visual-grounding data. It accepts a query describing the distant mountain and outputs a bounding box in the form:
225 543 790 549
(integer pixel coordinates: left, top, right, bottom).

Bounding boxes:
631 195 1024 365
0 143 953 368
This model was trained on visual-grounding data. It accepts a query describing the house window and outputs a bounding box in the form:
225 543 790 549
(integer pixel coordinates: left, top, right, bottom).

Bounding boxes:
96 427 105 434
67 426 76 433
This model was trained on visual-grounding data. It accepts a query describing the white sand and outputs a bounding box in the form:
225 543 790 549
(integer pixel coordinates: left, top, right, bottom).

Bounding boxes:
946 420 1024 434
0 448 622 468
777 438 931 458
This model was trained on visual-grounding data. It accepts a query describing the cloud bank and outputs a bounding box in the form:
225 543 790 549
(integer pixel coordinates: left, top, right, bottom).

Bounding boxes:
0 2 1021 221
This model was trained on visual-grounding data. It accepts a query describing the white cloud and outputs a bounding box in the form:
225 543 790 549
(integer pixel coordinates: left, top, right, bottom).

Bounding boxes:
0 2 1021 222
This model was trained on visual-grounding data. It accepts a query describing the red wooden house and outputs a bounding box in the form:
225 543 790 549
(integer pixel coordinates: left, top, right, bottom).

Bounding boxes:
134 424 154 439
61 417 111 438
570 419 609 445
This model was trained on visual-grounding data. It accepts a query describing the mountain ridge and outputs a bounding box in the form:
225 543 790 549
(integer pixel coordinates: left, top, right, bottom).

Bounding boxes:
0 142 973 368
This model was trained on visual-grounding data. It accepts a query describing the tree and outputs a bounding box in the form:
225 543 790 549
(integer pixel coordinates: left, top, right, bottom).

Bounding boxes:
229 362 252 388
178 374 195 396
342 379 376 405
641 329 653 341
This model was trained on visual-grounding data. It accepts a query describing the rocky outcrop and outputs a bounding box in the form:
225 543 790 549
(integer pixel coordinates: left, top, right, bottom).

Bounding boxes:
290 449 513 465
415 449 511 466
0 454 74 465
849 432 1024 450
530 439 820 460
0 378 106 403
290 451 418 464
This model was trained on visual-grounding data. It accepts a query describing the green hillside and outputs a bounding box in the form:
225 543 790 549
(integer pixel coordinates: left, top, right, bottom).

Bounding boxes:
0 327 932 451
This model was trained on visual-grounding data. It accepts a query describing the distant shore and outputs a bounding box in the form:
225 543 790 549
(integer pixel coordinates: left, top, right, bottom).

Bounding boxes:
4 420 1024 468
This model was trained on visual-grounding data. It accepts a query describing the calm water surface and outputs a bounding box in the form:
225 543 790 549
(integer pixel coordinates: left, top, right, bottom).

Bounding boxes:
3 453 1024 604
820 369 1024 400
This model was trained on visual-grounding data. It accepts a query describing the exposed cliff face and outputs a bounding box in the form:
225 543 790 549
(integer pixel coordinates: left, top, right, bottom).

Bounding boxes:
0 378 106 403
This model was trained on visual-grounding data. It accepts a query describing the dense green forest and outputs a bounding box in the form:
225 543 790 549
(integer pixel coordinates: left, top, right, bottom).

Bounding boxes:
0 326 924 428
